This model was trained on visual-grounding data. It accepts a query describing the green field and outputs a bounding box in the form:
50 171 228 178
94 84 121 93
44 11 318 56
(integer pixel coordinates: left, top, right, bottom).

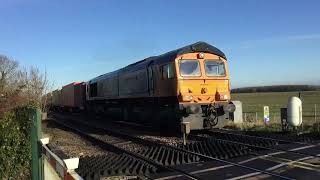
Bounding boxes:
231 91 320 124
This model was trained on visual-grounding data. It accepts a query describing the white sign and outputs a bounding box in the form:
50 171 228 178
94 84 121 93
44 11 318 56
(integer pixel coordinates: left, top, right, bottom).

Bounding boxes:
264 106 270 123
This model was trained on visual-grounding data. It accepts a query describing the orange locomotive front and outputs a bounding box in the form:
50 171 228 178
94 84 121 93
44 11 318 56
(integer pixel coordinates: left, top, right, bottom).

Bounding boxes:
174 52 234 129
175 52 235 129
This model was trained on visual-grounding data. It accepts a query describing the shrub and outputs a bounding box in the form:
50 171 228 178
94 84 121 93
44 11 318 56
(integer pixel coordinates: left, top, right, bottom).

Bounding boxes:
0 106 35 179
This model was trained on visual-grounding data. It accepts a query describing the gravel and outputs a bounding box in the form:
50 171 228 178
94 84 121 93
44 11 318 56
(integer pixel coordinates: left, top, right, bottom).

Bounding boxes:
44 113 196 158
138 135 184 146
90 133 146 153
42 120 109 158
43 118 149 157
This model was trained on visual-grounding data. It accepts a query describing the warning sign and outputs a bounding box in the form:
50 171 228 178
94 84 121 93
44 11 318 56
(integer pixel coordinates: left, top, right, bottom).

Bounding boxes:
264 106 270 123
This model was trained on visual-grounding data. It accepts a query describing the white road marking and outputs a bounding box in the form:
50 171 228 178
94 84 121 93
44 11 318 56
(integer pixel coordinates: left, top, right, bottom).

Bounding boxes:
156 144 319 180
267 154 320 171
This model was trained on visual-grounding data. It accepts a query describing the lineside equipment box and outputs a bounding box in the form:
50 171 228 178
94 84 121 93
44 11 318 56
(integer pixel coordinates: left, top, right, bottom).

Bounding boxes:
229 101 243 124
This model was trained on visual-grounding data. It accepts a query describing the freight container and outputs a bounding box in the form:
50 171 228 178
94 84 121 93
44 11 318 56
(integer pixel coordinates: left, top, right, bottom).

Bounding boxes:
43 92 52 109
61 82 86 110
52 89 61 107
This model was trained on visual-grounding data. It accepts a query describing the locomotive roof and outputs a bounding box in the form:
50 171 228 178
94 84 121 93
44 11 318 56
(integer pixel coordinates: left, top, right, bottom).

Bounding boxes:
157 41 226 61
89 41 226 83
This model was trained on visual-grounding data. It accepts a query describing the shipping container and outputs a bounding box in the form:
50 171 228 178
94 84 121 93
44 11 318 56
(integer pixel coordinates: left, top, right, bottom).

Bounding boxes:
61 82 86 110
52 89 61 106
43 92 52 107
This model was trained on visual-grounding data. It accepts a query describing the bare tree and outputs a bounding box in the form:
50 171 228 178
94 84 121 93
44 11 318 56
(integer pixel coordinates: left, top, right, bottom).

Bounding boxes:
0 55 52 116
0 55 19 94
21 66 52 111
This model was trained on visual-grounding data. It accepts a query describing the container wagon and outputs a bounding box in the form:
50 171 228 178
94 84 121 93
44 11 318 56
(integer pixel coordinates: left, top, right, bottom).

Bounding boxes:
61 82 86 112
51 89 61 111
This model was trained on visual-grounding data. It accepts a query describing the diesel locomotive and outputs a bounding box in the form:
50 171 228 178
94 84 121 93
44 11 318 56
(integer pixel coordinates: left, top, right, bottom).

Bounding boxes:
50 42 235 130
84 41 235 130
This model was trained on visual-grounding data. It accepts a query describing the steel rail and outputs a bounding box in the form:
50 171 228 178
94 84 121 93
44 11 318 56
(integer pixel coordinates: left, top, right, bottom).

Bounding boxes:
190 134 320 171
164 143 294 180
198 130 320 158
206 138 320 171
209 128 316 146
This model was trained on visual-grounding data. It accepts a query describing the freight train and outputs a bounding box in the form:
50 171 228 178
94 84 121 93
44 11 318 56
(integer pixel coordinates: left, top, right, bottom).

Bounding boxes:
49 42 235 130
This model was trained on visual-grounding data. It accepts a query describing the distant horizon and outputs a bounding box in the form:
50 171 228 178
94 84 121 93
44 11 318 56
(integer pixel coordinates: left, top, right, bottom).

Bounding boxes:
231 80 320 89
231 84 320 89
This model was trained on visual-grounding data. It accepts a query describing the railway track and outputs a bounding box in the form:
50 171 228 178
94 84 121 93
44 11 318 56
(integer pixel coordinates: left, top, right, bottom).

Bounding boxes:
209 128 319 145
195 129 320 156
190 129 320 175
49 118 200 179
48 115 295 180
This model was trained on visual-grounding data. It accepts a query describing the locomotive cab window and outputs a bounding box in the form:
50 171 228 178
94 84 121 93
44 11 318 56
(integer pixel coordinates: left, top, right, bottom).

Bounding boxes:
179 60 201 77
161 63 175 79
205 60 226 76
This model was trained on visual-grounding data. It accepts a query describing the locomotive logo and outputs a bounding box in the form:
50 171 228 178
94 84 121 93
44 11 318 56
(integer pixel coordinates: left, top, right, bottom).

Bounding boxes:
201 87 208 94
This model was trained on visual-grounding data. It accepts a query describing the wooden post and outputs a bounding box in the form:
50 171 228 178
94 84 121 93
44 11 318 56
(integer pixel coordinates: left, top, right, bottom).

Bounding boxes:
255 112 258 122
30 108 42 180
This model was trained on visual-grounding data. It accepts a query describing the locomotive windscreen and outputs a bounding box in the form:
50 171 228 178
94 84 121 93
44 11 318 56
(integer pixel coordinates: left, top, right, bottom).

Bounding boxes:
205 60 226 76
179 60 201 77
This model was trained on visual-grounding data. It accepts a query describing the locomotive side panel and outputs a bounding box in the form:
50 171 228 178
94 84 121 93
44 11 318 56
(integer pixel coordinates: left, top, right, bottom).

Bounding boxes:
87 70 119 101
119 69 149 98
101 77 119 98
155 62 178 99
150 65 161 97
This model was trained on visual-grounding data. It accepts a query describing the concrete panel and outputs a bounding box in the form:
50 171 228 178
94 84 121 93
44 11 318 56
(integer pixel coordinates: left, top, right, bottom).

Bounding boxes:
43 157 60 180
230 101 243 124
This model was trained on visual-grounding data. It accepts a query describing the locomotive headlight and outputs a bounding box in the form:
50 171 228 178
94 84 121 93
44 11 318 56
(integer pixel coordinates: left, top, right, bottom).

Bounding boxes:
183 95 193 101
198 52 204 59
220 94 229 100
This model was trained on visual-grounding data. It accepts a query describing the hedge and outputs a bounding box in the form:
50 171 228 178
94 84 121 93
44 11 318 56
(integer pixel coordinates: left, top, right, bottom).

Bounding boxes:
0 106 35 179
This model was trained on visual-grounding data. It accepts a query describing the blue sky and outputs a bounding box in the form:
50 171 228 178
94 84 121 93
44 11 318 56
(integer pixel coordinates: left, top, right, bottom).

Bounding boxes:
0 0 320 89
